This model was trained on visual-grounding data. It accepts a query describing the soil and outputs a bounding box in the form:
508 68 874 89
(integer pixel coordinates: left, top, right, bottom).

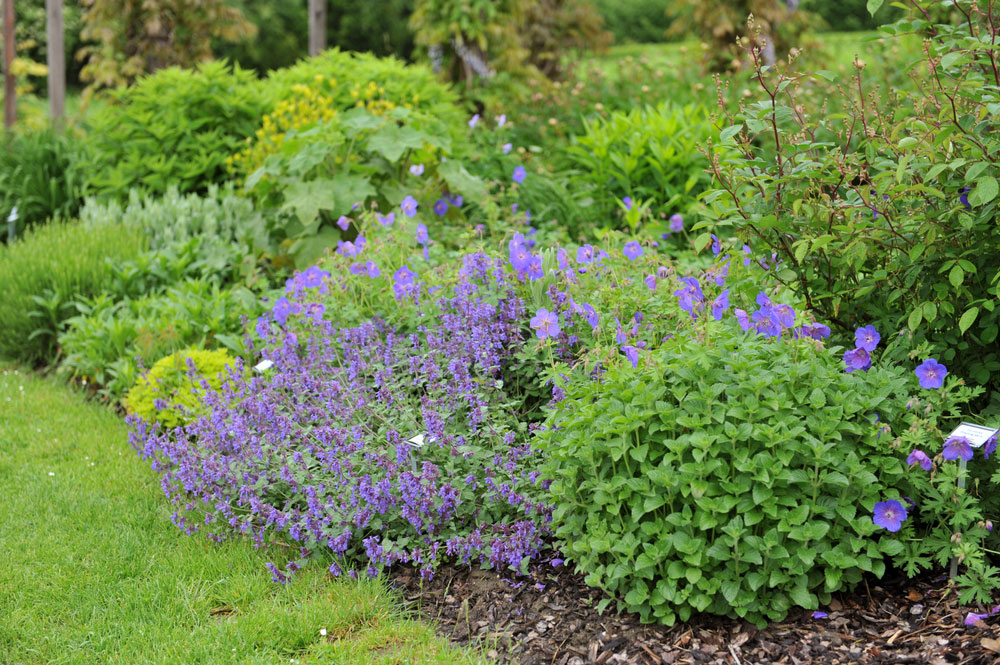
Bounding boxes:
392 562 1000 665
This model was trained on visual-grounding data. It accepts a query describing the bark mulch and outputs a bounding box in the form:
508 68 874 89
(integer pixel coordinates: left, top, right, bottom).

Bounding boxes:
392 564 1000 665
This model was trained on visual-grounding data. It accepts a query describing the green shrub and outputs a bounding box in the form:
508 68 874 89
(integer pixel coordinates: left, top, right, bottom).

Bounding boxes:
259 49 463 126
592 0 675 44
0 221 146 364
80 184 271 285
564 103 717 231
705 0 1000 409
1 131 86 240
85 61 265 199
538 328 913 626
124 348 237 429
58 279 265 401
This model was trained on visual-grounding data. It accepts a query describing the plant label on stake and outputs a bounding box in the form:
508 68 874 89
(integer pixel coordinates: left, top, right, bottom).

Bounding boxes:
254 359 274 373
407 434 426 474
947 422 999 579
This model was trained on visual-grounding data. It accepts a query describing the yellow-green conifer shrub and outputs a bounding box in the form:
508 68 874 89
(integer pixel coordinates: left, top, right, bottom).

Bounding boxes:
124 348 236 429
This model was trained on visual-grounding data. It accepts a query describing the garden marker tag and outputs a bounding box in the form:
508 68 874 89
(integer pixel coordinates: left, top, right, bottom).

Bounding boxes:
253 359 274 373
947 422 999 448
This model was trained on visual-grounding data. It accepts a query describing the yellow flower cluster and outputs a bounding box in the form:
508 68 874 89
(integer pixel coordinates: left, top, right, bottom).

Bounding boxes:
229 75 413 181
228 79 338 179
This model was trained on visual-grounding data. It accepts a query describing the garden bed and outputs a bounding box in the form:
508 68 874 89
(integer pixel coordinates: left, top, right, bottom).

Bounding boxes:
395 565 1000 665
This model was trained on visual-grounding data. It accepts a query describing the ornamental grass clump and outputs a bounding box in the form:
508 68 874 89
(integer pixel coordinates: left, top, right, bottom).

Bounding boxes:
128 252 552 582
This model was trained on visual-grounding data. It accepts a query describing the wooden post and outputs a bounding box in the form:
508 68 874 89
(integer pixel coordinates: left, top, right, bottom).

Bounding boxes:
46 0 63 128
308 0 326 57
2 0 15 129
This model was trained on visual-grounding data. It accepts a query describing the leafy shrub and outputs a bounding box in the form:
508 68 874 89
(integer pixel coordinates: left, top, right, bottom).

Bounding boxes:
538 326 916 626
259 49 463 127
78 0 256 92
0 221 146 364
80 185 271 284
241 104 483 268
1 131 86 240
58 280 265 401
705 0 1000 408
592 0 675 44
85 61 265 199
564 103 717 231
124 348 237 429
802 0 899 32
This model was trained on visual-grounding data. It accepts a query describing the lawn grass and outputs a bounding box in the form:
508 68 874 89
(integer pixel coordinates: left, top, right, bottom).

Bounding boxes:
0 366 481 665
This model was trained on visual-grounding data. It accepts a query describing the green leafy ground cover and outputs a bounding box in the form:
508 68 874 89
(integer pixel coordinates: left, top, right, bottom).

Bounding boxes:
0 365 480 665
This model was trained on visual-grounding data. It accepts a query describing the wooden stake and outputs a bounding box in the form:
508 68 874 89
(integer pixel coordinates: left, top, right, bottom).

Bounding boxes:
3 0 15 129
308 0 326 57
46 0 63 128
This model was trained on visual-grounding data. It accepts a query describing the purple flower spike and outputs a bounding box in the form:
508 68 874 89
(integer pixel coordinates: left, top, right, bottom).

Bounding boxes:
623 241 643 261
872 499 908 532
855 325 881 352
530 308 560 340
843 347 872 373
915 358 948 389
512 166 527 184
942 436 974 462
906 449 933 471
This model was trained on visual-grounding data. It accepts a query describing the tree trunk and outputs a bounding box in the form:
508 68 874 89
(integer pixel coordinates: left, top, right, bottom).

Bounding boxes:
46 0 64 128
3 0 15 129
308 0 326 57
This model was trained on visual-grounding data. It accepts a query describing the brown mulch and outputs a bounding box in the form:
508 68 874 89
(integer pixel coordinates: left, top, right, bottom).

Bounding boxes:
392 563 1000 665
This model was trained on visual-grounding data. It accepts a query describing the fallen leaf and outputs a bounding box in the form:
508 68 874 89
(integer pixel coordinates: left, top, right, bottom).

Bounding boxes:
907 589 924 602
982 637 1000 654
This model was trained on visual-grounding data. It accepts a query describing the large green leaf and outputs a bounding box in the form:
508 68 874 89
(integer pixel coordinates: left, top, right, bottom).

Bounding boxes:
438 160 488 202
366 125 427 163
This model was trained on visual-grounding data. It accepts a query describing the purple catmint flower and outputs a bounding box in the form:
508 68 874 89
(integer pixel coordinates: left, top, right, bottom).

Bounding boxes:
915 358 947 389
512 166 527 184
906 449 932 471
943 436 974 461
669 214 684 233
623 241 643 261
409 164 425 176
872 499 908 532
530 308 560 339
843 347 872 373
855 325 880 352
401 196 419 218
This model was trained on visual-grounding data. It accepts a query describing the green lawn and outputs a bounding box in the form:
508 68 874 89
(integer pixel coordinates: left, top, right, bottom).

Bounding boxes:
0 366 479 665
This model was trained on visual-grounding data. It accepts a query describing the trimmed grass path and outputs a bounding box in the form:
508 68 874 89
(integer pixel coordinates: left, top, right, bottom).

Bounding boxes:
0 367 479 665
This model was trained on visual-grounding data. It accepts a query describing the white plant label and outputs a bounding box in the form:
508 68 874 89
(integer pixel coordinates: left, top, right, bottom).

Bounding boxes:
254 359 274 373
947 422 999 449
